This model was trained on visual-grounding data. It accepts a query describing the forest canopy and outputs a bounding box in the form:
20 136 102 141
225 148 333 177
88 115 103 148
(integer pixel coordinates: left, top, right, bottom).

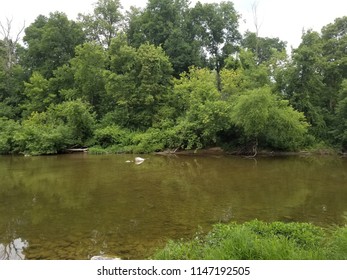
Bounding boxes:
1 0 347 155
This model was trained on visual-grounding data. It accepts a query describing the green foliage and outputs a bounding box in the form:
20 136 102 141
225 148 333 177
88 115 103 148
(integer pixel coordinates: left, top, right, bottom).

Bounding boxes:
126 0 201 76
229 87 308 150
220 68 246 95
153 220 347 260
92 127 168 154
94 125 131 148
13 111 69 155
242 31 287 64
326 226 347 259
21 12 85 78
22 72 55 117
105 40 173 129
0 64 27 120
0 117 20 154
131 128 166 153
222 49 271 93
279 21 347 145
334 96 347 150
78 0 124 47
230 88 272 138
245 220 324 249
0 47 27 118
49 100 96 146
191 1 241 72
321 17 347 100
264 100 309 150
281 31 326 139
49 64 75 101
13 100 95 155
2 3 347 154
168 67 231 149
70 43 107 116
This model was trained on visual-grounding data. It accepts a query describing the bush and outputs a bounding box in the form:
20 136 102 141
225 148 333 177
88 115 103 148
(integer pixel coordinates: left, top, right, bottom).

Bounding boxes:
131 128 166 153
11 100 96 155
94 125 131 148
0 117 20 154
229 87 309 151
13 112 69 155
49 99 96 146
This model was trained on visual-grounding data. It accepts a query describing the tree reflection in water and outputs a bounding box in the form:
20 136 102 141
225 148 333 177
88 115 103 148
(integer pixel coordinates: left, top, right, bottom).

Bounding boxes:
0 238 28 260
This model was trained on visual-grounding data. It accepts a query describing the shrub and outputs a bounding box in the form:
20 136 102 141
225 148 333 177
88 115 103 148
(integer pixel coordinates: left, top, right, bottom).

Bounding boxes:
12 100 96 155
13 112 69 155
94 125 131 148
131 128 166 153
0 117 20 154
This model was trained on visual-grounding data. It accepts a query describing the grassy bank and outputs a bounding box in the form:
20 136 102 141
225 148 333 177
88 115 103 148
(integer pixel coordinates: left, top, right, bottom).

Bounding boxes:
152 220 347 260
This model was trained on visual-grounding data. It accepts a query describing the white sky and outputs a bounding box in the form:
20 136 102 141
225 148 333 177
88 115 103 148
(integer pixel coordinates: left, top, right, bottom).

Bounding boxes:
1 0 347 50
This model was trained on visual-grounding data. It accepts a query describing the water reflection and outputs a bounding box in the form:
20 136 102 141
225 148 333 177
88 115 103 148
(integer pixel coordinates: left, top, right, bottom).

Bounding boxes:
0 154 346 259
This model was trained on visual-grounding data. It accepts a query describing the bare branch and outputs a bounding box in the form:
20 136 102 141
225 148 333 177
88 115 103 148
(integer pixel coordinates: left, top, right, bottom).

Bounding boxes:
0 17 25 43
0 21 7 38
0 17 25 71
15 22 26 43
251 1 263 37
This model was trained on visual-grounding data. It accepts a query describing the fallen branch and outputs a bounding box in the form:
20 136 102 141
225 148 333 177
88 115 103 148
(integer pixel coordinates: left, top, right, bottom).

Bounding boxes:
65 148 88 153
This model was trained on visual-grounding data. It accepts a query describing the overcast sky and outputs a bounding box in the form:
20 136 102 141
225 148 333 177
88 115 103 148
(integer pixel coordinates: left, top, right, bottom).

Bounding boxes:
1 0 347 50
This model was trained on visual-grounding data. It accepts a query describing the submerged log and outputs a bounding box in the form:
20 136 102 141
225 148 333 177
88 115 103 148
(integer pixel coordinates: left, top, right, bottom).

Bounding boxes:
156 147 225 156
64 148 88 153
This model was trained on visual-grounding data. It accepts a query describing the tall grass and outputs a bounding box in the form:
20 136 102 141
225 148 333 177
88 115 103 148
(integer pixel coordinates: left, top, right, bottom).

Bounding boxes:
152 220 347 260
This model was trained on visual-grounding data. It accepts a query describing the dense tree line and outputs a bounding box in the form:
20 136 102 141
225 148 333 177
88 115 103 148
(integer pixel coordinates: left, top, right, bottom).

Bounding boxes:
0 0 346 155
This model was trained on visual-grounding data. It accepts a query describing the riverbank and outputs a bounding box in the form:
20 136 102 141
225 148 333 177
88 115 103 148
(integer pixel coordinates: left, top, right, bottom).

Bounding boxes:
86 144 340 157
152 220 347 260
155 146 340 157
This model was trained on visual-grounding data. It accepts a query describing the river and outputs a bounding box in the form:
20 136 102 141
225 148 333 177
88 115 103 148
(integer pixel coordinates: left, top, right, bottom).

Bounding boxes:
0 154 346 259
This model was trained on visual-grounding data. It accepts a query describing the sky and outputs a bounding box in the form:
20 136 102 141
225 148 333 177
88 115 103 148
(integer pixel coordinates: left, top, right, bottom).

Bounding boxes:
1 0 347 50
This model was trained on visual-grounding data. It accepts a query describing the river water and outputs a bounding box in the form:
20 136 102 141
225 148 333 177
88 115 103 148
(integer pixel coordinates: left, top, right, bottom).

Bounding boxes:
0 154 346 260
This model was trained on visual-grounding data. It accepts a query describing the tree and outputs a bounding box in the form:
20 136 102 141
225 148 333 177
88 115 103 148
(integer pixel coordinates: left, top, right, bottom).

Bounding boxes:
279 30 327 139
242 31 287 64
333 80 347 150
104 39 173 129
70 42 108 116
49 100 96 145
0 18 25 72
0 62 26 119
21 72 55 117
191 1 241 76
0 20 27 119
321 16 347 112
0 39 8 99
229 86 308 154
21 12 85 78
222 49 271 96
79 0 124 48
166 67 231 149
48 64 76 102
126 0 201 76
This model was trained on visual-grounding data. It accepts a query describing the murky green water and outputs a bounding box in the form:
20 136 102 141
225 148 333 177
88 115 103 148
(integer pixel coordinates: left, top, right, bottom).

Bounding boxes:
0 154 346 260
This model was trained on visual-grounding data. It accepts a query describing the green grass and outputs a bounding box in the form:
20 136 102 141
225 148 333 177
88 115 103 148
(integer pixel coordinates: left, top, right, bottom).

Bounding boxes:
152 220 347 260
